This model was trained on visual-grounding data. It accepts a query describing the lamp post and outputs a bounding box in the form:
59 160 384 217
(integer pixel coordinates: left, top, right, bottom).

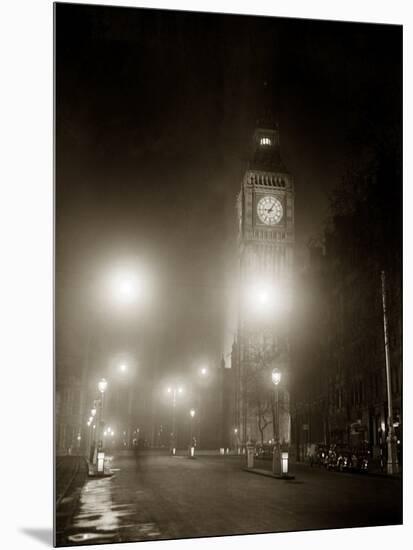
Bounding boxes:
189 409 196 457
88 405 97 462
271 368 282 475
198 366 208 449
381 270 399 474
234 427 239 454
96 378 108 471
167 385 184 454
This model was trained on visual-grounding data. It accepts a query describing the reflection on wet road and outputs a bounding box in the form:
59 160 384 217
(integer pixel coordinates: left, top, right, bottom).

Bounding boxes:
64 456 162 545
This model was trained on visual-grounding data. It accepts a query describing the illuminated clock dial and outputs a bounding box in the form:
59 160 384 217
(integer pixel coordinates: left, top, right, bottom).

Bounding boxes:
257 196 283 225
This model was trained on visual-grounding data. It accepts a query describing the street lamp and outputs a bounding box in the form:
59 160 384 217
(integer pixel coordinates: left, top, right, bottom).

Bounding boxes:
197 367 209 448
233 427 239 454
272 368 282 475
272 368 282 387
189 409 196 457
112 272 141 305
166 385 184 454
381 270 399 474
98 378 108 394
95 378 108 473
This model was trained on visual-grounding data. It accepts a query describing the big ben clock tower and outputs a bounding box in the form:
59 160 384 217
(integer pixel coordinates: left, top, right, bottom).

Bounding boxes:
235 120 294 448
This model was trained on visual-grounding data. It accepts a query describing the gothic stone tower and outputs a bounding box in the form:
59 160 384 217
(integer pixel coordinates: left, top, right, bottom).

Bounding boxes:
236 123 294 447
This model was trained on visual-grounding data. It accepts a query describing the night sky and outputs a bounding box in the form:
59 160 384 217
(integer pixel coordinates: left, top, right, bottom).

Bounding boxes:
55 3 402 385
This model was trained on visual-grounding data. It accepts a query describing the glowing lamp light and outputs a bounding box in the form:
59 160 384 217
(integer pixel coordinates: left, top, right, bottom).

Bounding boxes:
111 271 141 305
282 452 289 475
200 367 208 376
167 387 172 394
119 279 134 298
247 283 275 311
178 387 183 394
91 408 97 417
98 378 108 394
234 428 238 434
119 363 127 373
272 368 282 386
190 409 196 418
258 290 270 305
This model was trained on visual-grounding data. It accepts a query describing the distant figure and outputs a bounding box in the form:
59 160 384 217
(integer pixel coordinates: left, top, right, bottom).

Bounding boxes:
380 443 387 472
89 441 95 463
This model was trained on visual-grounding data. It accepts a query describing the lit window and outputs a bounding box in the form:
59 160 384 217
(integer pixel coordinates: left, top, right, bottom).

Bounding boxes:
260 137 271 146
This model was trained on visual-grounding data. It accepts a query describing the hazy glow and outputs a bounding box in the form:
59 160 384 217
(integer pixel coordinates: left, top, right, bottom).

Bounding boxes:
110 270 142 306
272 368 282 386
190 408 196 418
98 378 108 394
245 282 290 317
178 386 183 394
91 408 97 417
119 363 127 373
251 284 274 307
200 367 208 376
258 289 270 305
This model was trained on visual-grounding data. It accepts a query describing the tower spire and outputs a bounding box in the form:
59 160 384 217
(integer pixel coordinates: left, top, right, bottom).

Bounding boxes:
256 79 278 130
249 77 286 172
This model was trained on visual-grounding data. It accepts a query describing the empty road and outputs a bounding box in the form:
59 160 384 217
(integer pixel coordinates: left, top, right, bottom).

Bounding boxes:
56 451 402 546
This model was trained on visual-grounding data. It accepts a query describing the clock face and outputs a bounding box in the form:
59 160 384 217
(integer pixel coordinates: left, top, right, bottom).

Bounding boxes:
257 196 283 225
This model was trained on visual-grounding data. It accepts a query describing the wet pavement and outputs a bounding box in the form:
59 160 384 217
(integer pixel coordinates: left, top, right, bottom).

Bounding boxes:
56 451 402 546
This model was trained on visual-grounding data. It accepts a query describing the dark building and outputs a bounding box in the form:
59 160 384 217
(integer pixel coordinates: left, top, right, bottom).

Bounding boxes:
291 238 402 463
290 244 330 461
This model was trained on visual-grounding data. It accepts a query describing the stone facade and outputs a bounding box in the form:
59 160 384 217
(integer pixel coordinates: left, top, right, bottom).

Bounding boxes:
232 124 295 448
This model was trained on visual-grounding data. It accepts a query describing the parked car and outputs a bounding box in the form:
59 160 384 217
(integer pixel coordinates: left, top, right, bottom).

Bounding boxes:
325 444 350 471
325 443 370 473
313 444 329 466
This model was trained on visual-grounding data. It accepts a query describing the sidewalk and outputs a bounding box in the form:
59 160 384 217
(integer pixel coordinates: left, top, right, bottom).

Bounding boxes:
247 457 401 480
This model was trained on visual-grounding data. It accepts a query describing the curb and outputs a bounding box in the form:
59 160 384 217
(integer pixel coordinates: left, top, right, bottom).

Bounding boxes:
243 467 295 480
